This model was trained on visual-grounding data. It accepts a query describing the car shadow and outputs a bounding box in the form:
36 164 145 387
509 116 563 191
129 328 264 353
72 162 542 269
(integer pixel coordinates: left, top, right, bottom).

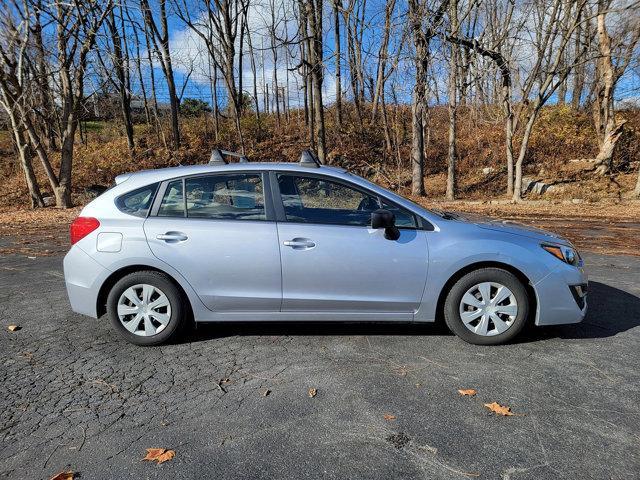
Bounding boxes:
178 318 450 345
526 281 640 341
176 281 640 345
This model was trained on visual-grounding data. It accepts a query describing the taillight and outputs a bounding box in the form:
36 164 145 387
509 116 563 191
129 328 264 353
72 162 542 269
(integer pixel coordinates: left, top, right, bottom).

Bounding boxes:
70 217 100 245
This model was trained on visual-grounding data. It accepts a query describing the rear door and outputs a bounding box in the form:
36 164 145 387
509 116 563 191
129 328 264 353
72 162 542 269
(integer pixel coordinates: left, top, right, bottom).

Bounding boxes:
143 172 281 312
273 172 429 316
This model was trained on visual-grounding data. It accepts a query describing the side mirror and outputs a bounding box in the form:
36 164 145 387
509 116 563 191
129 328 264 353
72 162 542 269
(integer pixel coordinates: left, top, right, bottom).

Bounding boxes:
371 209 400 241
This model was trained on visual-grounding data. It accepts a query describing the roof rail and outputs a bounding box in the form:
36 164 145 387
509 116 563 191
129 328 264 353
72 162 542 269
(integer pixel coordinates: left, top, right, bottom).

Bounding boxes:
209 149 249 165
299 149 322 168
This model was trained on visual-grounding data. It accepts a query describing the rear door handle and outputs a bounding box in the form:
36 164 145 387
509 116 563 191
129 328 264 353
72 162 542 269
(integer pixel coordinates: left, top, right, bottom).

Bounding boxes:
157 232 188 242
283 238 316 249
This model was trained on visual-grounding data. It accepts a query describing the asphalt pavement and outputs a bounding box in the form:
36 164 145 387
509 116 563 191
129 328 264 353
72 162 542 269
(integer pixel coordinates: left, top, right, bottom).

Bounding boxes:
1 251 639 479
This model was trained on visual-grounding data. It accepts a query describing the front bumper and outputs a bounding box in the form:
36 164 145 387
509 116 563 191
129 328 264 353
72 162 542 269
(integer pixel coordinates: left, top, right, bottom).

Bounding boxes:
63 246 110 318
533 263 588 326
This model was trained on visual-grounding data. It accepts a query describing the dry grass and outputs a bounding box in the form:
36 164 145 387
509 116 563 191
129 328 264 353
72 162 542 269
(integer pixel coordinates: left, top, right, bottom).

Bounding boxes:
0 200 638 257
1 104 639 208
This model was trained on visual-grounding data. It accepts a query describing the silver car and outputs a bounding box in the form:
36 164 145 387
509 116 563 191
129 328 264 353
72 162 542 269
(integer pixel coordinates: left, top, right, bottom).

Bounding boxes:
63 150 588 346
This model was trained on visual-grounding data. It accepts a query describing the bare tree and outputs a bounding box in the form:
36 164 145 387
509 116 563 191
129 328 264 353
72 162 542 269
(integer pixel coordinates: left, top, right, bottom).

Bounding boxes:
333 0 343 127
408 0 449 196
300 0 326 162
446 0 459 200
105 7 135 152
590 0 640 175
371 0 397 122
140 0 181 148
173 0 246 151
0 0 113 207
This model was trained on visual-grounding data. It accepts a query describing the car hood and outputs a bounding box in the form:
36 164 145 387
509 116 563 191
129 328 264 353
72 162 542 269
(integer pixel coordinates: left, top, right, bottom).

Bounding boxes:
447 212 570 245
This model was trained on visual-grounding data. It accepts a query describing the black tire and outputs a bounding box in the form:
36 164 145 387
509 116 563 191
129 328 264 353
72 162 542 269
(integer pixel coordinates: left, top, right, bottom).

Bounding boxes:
106 270 186 346
444 268 529 346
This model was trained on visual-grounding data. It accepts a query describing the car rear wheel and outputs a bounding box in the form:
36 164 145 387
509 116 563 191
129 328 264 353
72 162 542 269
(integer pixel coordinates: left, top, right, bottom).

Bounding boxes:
106 271 185 346
444 268 529 345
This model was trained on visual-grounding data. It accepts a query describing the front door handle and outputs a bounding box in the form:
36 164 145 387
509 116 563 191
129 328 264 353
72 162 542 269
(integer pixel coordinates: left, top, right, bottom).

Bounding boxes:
283 238 316 249
157 232 188 242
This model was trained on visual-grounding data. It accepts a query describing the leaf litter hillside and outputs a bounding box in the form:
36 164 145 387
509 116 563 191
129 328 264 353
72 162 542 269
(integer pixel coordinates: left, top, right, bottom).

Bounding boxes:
0 105 638 256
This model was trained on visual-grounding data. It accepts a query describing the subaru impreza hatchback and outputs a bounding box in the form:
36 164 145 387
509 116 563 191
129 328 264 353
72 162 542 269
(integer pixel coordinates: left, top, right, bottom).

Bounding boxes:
63 149 587 346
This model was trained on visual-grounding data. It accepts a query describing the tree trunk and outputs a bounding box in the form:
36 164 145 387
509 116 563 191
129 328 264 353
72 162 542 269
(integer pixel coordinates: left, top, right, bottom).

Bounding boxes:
108 9 135 152
333 0 343 127
571 10 585 110
6 109 44 207
304 0 326 162
55 117 78 208
512 113 538 202
245 21 261 124
411 87 425 196
446 0 458 201
371 0 396 122
592 6 619 175
408 0 448 196
141 0 180 148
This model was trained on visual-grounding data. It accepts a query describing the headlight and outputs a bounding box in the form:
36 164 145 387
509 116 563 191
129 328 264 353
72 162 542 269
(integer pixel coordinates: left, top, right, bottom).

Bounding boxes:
541 244 581 266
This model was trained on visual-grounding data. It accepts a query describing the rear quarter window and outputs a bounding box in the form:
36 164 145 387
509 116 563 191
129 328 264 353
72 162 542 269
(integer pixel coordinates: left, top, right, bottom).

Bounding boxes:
115 183 159 217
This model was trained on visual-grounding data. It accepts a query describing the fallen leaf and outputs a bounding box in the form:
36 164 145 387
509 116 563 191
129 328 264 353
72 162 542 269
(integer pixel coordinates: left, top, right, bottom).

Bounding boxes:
458 389 477 396
49 472 74 480
383 414 396 421
8 325 21 332
308 388 317 398
484 402 515 416
261 388 271 397
143 448 176 464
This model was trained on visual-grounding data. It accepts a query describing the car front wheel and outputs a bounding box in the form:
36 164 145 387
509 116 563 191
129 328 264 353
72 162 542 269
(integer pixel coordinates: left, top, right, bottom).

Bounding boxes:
444 268 529 345
106 271 185 346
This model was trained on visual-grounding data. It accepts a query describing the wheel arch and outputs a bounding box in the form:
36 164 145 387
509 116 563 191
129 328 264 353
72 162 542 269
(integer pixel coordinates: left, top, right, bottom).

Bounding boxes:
434 261 538 324
96 265 193 319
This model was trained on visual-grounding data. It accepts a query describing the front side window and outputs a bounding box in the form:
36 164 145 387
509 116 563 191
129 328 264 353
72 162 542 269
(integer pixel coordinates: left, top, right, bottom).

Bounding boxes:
277 174 380 226
381 200 417 228
115 183 159 217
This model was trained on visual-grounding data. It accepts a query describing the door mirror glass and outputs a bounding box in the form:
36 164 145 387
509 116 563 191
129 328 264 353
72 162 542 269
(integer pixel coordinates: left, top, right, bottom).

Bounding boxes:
371 209 400 240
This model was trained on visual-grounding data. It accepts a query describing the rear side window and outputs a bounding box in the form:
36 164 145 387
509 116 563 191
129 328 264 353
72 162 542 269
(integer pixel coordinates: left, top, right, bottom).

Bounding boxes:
158 180 185 217
115 183 158 217
155 174 266 221
186 174 265 220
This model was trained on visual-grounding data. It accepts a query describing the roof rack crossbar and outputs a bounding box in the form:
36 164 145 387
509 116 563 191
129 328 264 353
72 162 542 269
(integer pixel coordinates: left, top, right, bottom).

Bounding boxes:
299 149 322 168
209 148 249 165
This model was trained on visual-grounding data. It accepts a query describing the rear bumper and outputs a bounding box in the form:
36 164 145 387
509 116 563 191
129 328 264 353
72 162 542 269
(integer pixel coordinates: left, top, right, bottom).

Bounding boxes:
533 263 588 326
63 246 110 318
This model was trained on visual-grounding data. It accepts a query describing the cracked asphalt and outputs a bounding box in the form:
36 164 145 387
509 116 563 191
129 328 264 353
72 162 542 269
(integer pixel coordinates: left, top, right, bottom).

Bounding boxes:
1 250 639 479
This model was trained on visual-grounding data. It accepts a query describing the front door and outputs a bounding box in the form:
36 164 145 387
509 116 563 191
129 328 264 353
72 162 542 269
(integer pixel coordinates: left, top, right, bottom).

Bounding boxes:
144 172 281 312
274 173 429 315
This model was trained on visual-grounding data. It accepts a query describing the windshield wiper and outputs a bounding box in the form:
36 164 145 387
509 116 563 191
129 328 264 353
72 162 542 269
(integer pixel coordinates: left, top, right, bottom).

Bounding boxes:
432 209 458 220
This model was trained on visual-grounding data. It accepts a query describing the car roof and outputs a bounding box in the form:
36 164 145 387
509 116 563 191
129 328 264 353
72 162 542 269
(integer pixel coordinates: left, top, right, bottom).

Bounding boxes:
115 162 347 186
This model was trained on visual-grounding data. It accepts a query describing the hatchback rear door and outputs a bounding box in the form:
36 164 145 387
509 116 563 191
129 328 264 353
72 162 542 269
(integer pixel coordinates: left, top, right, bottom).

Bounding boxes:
143 172 281 312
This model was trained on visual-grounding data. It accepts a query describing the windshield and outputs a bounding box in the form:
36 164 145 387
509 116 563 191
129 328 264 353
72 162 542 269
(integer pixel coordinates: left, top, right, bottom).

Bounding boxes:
346 173 454 219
